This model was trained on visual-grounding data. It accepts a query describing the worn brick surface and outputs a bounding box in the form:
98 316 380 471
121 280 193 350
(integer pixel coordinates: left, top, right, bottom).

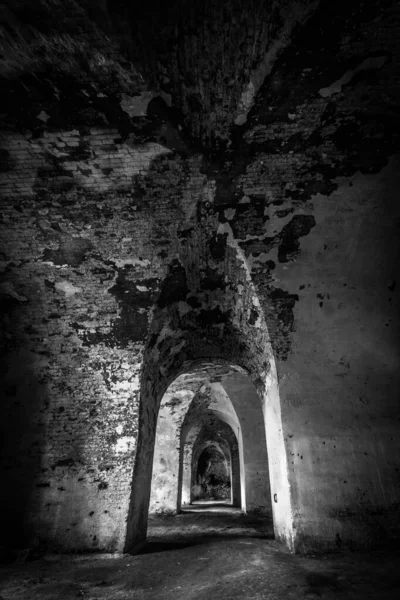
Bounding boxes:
0 0 399 554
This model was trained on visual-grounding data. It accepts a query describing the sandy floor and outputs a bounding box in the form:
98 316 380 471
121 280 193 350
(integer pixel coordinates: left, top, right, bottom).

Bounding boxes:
1 505 400 599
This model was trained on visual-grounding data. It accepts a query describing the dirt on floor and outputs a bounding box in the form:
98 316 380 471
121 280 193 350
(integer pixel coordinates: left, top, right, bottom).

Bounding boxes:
1 505 400 600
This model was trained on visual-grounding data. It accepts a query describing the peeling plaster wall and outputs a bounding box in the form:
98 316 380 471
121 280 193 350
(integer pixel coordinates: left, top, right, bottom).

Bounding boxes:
1 0 400 554
230 4 400 549
276 159 400 550
0 137 203 552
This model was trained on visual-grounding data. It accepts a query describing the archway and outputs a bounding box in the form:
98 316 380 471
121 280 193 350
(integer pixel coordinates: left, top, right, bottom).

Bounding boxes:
188 420 240 506
149 367 269 517
125 220 293 552
149 370 243 515
179 417 241 508
193 443 231 503
148 388 194 515
126 357 293 552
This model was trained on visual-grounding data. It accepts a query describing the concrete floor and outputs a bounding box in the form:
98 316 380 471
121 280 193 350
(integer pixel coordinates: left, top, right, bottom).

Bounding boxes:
1 506 400 599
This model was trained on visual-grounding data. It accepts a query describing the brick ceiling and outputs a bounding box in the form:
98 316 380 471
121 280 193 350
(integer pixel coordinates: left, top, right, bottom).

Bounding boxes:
0 0 319 150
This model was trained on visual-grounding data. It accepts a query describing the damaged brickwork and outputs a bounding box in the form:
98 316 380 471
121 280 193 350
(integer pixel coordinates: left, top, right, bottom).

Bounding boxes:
0 0 399 554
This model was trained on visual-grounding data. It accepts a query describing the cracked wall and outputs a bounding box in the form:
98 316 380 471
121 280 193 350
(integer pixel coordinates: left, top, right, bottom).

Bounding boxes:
0 0 399 554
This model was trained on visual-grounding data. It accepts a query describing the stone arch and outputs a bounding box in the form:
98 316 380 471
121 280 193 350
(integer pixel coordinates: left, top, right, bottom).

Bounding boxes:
192 440 232 503
179 421 202 507
187 420 240 506
148 374 242 513
125 355 293 552
177 390 242 510
125 229 293 551
208 384 271 515
148 389 195 514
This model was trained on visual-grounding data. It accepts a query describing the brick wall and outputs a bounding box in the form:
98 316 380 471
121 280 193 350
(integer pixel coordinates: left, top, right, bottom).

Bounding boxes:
0 0 399 553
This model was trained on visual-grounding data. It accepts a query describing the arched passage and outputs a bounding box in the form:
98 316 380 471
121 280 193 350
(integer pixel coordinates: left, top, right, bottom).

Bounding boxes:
187 420 240 506
193 442 231 503
148 388 194 514
126 356 293 552
149 367 270 516
149 370 243 515
125 223 294 552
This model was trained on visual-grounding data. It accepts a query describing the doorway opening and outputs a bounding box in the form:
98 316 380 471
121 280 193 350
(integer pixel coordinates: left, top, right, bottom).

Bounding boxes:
125 358 293 552
180 416 241 510
194 444 231 503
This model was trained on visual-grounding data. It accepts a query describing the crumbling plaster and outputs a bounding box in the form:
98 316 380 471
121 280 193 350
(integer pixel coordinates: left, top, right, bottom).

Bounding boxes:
0 0 399 555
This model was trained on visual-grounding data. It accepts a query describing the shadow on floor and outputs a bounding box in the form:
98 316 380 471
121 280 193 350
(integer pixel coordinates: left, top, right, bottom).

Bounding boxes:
139 532 274 554
144 504 274 554
1 540 400 599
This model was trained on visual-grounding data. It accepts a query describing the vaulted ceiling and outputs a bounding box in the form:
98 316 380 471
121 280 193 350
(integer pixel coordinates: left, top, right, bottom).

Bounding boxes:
0 0 320 151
